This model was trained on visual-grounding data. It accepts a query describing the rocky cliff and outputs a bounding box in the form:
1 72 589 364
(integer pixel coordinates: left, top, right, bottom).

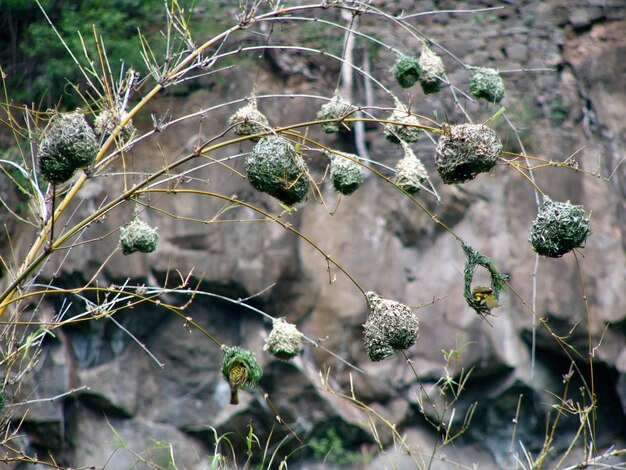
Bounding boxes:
2 1 626 468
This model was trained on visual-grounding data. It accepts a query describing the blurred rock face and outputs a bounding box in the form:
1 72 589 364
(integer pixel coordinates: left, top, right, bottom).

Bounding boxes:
7 1 626 468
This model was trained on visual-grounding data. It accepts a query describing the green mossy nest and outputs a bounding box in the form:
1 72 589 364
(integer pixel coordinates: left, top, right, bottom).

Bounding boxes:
529 196 591 258
463 243 509 316
119 218 159 255
363 292 419 362
94 109 136 142
434 123 502 184
264 318 303 360
316 94 356 134
326 151 363 196
38 111 99 184
228 102 270 140
418 45 445 94
469 66 505 103
221 346 263 390
384 108 421 144
245 136 310 206
393 143 428 194
392 54 421 89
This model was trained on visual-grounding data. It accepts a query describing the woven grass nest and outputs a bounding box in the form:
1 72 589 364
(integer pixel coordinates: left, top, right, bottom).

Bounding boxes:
434 123 502 184
220 346 263 396
316 94 356 134
393 143 428 194
94 109 136 142
384 108 421 144
38 111 99 184
469 67 505 103
245 136 310 206
392 54 421 89
264 318 303 360
228 102 270 140
326 150 363 195
462 243 509 317
363 292 419 362
418 45 445 94
119 218 159 255
529 195 590 258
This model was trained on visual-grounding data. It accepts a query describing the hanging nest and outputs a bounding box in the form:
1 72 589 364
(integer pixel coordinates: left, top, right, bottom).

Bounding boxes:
418 45 445 94
221 345 263 404
119 218 159 255
462 243 509 317
94 108 136 142
264 318 303 360
469 67 505 103
384 108 421 144
392 54 421 89
363 292 419 362
393 143 428 194
316 94 356 134
326 150 363 196
228 102 270 140
434 123 502 184
245 136 310 206
529 195 591 258
38 111 99 184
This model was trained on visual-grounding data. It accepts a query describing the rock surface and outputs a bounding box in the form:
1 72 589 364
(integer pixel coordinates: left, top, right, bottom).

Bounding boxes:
2 1 626 468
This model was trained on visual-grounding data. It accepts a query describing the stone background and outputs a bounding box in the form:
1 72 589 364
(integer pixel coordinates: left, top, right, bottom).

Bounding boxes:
2 1 626 468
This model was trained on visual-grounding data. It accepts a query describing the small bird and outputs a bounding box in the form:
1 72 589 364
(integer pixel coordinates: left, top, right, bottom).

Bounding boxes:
472 285 500 309
228 360 248 405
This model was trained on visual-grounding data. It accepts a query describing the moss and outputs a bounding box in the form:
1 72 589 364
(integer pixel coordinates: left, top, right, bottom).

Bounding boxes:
384 108 421 144
529 196 590 258
264 318 302 360
38 111 98 184
327 151 363 196
434 123 502 184
418 45 445 94
392 54 421 88
245 136 310 206
221 346 263 390
469 67 505 103
119 218 159 255
316 94 355 134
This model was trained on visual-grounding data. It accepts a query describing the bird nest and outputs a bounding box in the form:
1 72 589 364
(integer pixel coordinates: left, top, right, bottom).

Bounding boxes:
462 243 509 317
264 318 303 360
418 45 445 94
94 108 136 142
393 143 428 194
529 195 590 258
326 151 363 196
38 111 99 184
434 123 502 184
221 346 263 391
228 101 270 140
384 108 421 144
363 292 419 362
469 67 505 103
392 54 421 89
316 94 356 134
245 136 310 206
119 218 159 255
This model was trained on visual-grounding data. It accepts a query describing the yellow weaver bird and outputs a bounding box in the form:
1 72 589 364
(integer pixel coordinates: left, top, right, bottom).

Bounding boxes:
472 285 500 309
228 361 247 405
